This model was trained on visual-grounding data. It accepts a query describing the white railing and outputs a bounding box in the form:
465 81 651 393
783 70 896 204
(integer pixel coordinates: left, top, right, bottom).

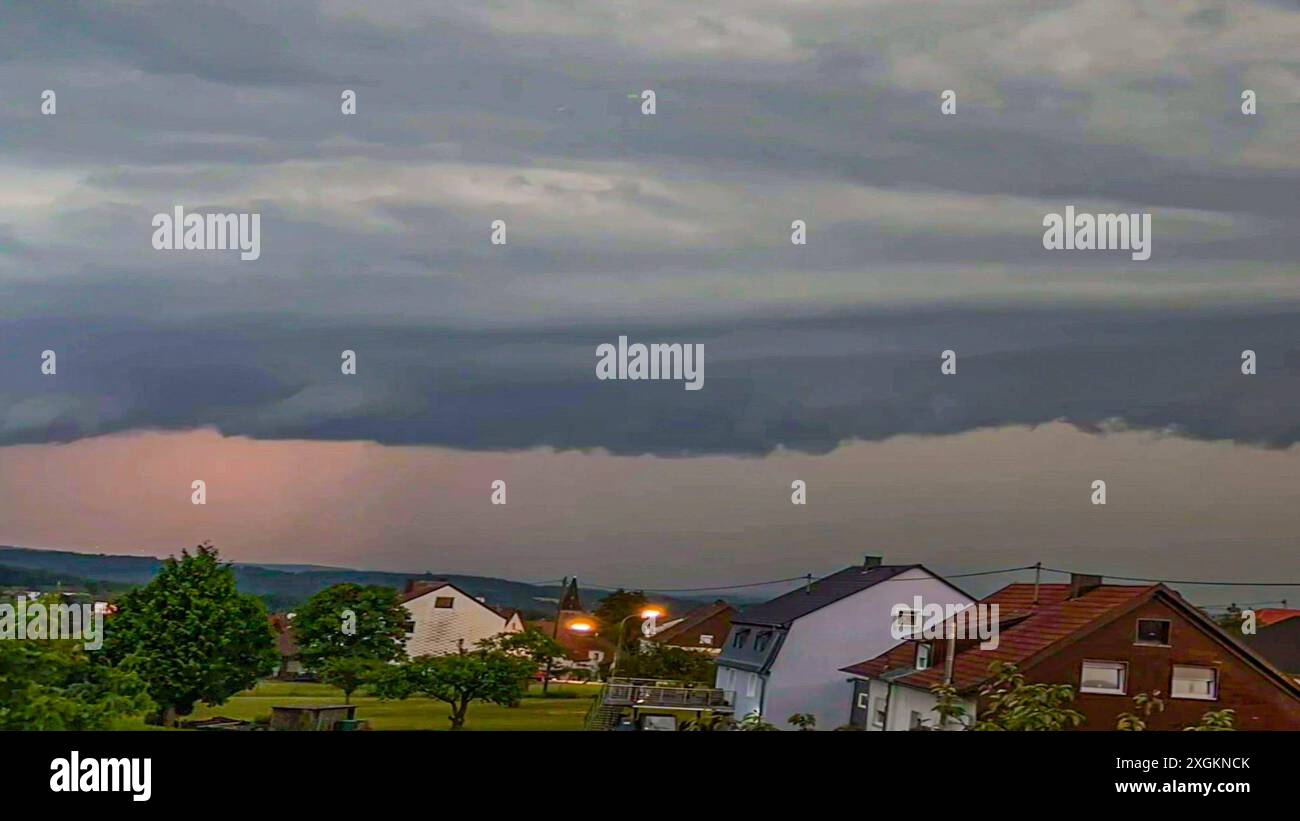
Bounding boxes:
602 677 734 710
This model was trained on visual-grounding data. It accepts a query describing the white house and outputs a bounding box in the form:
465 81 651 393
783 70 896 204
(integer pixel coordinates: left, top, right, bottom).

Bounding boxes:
402 580 523 657
714 557 973 730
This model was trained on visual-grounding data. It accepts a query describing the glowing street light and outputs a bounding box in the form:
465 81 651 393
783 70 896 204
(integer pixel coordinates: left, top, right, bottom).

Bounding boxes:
610 606 667 678
566 619 596 634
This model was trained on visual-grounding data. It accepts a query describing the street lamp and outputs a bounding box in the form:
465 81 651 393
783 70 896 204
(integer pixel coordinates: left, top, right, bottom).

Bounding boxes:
567 618 596 633
609 607 665 679
541 616 599 692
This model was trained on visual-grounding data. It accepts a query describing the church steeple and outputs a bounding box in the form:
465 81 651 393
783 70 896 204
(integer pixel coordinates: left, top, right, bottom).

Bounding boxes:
559 577 583 613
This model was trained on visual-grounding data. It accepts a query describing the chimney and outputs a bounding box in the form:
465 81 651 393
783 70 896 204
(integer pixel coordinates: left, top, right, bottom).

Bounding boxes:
1069 573 1104 599
862 555 883 569
404 578 445 595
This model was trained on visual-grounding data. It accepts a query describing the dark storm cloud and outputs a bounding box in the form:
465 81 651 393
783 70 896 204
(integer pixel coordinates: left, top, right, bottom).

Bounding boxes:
1 0 1299 452
3 306 1297 454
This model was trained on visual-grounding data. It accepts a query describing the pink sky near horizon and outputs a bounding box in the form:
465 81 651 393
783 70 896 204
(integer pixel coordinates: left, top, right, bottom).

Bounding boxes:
1 423 1298 599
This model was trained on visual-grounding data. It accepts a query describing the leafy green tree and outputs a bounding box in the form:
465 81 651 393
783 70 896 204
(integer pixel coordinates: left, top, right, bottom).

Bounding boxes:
293 583 411 671
734 710 778 731
0 600 152 730
928 682 971 729
971 662 1084 731
787 713 816 730
371 649 537 729
103 542 276 725
614 643 715 683
477 628 565 671
594 589 649 626
1116 691 1165 731
593 589 649 650
318 656 386 703
1185 708 1236 731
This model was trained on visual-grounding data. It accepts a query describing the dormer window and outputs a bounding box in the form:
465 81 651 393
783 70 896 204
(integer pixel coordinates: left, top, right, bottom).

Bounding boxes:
733 629 751 649
754 631 773 653
1135 619 1170 646
915 642 933 671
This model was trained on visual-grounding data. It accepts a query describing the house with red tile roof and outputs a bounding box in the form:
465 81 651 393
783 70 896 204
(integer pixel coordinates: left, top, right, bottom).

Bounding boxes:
527 618 615 678
647 600 736 654
1253 608 1300 628
841 574 1300 731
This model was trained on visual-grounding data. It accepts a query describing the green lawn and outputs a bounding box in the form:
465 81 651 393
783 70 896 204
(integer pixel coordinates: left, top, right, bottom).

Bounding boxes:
114 679 598 731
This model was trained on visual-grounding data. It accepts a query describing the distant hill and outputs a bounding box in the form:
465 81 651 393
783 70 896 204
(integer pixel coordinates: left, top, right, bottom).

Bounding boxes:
0 546 714 616
0 563 132 594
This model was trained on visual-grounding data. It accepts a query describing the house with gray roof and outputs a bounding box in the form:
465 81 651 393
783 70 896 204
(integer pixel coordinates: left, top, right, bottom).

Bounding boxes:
715 556 972 729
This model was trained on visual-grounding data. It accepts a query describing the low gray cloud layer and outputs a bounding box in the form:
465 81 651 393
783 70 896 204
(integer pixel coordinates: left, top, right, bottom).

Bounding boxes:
3 306 1297 454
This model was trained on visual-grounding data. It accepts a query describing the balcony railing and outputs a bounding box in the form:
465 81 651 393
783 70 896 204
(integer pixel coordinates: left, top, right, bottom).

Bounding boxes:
601 677 734 711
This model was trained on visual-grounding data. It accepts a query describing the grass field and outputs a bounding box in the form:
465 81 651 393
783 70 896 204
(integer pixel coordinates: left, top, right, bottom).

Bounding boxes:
114 679 598 731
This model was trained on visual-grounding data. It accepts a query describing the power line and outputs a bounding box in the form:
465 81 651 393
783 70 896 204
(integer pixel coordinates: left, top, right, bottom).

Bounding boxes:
1040 566 1300 587
549 563 1300 602
583 574 811 594
583 565 1041 594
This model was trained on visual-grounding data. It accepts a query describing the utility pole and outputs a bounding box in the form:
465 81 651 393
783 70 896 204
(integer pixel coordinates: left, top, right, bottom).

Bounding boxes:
943 618 956 686
542 575 568 694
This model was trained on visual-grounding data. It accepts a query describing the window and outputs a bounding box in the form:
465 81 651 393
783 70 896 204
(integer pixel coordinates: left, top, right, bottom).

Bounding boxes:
745 673 758 698
872 698 886 727
588 651 605 663
915 642 933 671
895 608 920 638
856 692 869 709
699 634 714 646
1171 666 1217 700
641 715 677 731
1080 661 1127 694
434 596 454 609
1136 619 1171 645
754 630 773 653
732 629 751 649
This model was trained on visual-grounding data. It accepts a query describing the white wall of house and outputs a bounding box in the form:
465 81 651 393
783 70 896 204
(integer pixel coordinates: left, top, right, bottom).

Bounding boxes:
715 666 764 718
761 568 972 730
403 584 519 657
860 678 976 730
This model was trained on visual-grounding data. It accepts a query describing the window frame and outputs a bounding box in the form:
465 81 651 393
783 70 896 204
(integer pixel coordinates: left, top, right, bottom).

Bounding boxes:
895 608 920 638
1170 665 1219 701
732 628 751 649
434 596 455 609
915 642 933 671
1134 618 1172 647
872 697 886 728
1079 659 1128 695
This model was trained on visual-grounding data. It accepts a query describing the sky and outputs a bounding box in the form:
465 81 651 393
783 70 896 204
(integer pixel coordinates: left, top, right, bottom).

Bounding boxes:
1 1 1299 605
